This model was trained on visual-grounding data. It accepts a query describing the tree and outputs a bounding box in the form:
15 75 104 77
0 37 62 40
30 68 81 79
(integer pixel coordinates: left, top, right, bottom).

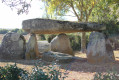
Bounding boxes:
11 28 19 33
90 0 119 22
0 29 9 34
41 0 101 52
89 0 119 36
2 0 31 15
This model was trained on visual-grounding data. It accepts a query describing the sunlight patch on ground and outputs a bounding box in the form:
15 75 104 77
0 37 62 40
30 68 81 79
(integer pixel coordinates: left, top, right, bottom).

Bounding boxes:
74 51 87 58
114 50 119 61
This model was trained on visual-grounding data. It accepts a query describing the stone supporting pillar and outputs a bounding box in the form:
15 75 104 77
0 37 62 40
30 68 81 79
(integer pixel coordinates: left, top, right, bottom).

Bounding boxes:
50 33 74 56
25 33 40 59
86 32 115 64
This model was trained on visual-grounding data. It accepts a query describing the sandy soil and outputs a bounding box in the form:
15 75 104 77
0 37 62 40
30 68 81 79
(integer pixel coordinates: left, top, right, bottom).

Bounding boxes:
0 51 119 80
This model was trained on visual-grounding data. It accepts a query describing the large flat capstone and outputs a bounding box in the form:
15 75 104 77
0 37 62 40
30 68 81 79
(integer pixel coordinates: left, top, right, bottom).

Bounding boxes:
22 18 106 34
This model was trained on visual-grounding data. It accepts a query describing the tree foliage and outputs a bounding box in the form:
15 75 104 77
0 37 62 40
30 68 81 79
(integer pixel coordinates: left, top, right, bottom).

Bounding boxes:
42 0 100 22
0 29 9 34
2 0 31 15
89 0 119 35
90 0 119 22
0 28 27 35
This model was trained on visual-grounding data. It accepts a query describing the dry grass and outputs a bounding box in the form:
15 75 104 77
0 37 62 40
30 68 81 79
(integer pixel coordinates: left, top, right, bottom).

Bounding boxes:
0 51 119 80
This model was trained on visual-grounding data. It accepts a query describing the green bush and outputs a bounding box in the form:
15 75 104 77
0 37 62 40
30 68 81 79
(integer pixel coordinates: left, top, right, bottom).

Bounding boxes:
0 29 9 34
69 33 90 51
39 34 46 40
38 34 56 42
69 34 81 50
0 62 67 80
47 34 56 43
0 64 28 80
29 61 67 80
29 66 50 80
94 71 119 80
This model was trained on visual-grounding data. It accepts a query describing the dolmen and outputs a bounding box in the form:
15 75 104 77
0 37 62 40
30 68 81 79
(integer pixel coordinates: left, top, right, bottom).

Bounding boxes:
22 18 115 63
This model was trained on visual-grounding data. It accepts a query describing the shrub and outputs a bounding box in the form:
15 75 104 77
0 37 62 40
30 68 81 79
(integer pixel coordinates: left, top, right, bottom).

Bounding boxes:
29 61 67 80
0 63 28 80
94 71 119 80
69 34 81 50
0 29 9 34
0 61 67 80
47 34 56 43
39 34 46 40
29 66 50 80
69 33 90 51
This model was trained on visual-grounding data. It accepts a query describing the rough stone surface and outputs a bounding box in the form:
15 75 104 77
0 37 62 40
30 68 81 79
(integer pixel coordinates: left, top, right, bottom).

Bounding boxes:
0 32 26 59
25 34 40 59
108 36 119 50
38 41 51 53
22 18 106 34
86 32 115 64
42 51 74 63
50 33 74 56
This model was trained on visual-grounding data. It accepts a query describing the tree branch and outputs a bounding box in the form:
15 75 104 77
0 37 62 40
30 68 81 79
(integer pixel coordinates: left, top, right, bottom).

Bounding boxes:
79 0 84 21
70 0 80 21
57 15 76 17
87 0 96 21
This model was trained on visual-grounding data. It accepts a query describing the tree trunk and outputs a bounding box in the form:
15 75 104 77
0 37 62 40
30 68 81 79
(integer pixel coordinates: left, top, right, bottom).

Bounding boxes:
81 32 86 53
81 15 88 53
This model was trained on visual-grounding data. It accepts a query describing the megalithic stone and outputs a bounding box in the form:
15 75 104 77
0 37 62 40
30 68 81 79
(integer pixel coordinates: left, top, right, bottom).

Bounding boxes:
25 33 40 59
50 33 74 56
0 32 26 59
86 32 115 64
22 18 106 34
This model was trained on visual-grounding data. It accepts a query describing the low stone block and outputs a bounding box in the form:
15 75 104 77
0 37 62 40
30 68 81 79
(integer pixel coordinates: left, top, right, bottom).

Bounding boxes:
42 51 74 63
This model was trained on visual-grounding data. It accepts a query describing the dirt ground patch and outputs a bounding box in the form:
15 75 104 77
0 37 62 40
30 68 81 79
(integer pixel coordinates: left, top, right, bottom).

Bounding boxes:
0 51 119 80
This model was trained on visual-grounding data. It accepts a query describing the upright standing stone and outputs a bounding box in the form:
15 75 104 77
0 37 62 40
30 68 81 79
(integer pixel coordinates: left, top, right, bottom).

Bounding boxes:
0 32 26 59
50 33 74 56
86 32 115 63
25 33 40 59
